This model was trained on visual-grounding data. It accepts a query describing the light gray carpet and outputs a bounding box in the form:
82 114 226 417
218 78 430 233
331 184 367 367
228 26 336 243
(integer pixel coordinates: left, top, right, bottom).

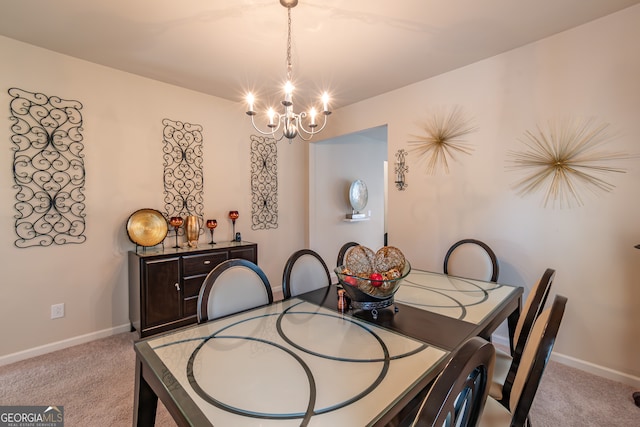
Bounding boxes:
0 332 637 426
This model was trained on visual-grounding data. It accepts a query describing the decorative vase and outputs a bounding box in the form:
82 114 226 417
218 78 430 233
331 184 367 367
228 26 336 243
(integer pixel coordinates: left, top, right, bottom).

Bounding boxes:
185 215 200 247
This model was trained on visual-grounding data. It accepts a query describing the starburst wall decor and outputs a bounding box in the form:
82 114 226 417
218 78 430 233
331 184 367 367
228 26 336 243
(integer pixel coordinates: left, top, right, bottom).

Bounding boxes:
408 106 478 175
506 117 630 208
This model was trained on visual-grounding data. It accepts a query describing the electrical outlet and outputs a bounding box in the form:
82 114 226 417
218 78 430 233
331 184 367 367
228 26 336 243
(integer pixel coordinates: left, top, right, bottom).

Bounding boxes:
51 303 65 319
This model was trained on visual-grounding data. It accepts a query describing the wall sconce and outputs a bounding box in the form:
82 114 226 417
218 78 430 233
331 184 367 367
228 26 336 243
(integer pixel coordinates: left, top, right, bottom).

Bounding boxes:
395 149 408 191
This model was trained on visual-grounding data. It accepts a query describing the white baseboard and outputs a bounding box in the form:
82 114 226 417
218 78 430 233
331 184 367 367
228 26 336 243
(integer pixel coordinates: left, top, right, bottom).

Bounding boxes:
0 324 132 367
492 333 640 389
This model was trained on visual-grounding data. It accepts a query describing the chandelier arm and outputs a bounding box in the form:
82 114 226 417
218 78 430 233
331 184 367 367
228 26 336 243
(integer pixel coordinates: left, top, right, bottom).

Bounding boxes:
295 132 313 142
297 113 329 136
249 113 284 139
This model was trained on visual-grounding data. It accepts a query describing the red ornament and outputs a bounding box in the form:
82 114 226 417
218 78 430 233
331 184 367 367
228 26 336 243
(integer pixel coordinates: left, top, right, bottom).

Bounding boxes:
369 273 383 287
344 276 357 286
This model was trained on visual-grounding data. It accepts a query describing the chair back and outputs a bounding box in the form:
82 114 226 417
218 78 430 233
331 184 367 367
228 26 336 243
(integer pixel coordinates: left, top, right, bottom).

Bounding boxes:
407 337 495 427
496 269 555 407
336 241 360 268
282 249 331 299
507 295 567 425
512 268 555 356
444 239 499 282
197 259 273 323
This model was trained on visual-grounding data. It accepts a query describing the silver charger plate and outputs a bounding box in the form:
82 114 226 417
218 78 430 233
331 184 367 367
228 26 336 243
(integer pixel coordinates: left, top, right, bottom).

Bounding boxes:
349 179 368 212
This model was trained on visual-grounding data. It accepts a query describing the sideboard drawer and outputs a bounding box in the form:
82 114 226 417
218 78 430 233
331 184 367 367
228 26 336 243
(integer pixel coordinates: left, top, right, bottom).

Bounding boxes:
183 276 205 298
183 252 228 276
184 297 198 317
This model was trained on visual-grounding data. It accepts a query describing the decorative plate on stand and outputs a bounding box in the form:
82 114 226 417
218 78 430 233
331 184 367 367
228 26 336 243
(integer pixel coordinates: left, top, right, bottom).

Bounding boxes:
126 208 168 247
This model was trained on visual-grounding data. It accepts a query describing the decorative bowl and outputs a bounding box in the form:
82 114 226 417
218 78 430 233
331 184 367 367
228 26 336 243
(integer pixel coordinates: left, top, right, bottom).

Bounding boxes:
334 261 411 303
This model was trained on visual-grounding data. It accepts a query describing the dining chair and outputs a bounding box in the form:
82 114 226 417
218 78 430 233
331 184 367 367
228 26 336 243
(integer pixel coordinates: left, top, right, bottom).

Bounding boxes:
490 268 555 402
282 249 331 299
197 258 273 323
400 337 495 427
479 295 568 427
443 239 499 282
336 241 360 267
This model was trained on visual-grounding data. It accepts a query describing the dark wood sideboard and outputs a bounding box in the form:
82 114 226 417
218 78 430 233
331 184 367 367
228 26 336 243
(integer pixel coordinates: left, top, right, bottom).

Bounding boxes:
128 241 257 337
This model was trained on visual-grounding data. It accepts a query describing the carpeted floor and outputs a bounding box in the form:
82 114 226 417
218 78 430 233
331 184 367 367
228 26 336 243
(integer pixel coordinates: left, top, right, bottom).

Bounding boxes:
0 332 637 426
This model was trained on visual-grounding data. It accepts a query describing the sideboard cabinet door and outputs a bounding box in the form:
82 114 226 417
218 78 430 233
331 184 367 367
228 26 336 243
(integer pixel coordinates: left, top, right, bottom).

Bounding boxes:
144 257 181 327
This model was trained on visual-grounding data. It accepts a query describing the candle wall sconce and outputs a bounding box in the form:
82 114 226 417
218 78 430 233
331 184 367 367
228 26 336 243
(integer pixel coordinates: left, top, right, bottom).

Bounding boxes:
394 149 408 191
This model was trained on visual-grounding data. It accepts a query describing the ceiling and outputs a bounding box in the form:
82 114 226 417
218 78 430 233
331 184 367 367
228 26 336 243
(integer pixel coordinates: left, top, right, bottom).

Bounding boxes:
1 0 639 110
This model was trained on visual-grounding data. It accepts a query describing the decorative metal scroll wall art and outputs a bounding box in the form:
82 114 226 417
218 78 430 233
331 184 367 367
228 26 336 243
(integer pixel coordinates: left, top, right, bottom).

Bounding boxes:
9 87 86 248
506 117 630 208
394 149 408 190
408 105 477 175
162 119 204 221
250 135 278 230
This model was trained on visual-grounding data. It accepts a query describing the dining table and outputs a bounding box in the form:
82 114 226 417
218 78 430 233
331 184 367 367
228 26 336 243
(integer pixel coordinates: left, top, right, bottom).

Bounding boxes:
133 268 523 426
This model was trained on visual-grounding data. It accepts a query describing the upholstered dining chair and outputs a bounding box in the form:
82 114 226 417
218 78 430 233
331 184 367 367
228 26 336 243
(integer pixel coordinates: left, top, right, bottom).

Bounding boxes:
400 337 495 427
282 249 331 299
490 268 555 402
197 259 273 323
479 295 568 427
443 239 499 282
336 241 360 267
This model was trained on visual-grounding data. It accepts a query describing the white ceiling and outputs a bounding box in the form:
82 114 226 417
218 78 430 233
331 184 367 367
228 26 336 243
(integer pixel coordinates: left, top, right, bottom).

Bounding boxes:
1 0 639 110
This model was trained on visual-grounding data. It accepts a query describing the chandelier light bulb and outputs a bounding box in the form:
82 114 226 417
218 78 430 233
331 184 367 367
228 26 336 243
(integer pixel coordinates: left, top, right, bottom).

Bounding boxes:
246 93 255 114
283 81 294 105
284 81 294 94
267 108 276 127
322 92 330 114
309 107 317 127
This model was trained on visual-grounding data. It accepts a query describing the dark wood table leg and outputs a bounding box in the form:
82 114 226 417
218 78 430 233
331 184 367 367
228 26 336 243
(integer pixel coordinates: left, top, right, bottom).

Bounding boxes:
133 356 158 427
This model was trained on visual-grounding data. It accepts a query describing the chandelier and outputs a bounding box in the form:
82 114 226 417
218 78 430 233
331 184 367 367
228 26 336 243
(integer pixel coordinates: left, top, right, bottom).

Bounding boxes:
245 0 331 142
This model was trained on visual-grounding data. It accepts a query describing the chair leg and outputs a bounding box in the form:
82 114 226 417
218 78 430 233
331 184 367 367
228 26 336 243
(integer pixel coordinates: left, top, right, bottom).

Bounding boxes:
633 391 640 407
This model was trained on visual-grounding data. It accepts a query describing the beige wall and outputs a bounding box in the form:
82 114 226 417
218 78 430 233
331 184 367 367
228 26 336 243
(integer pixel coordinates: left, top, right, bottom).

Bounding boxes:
316 5 640 385
0 36 307 360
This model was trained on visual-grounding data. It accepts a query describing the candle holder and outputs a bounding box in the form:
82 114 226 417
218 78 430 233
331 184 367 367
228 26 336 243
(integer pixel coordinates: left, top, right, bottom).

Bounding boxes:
228 211 239 241
206 219 217 245
169 216 184 249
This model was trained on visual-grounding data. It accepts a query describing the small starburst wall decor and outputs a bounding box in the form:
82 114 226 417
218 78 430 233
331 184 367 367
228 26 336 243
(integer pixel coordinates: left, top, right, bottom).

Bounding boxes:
506 117 631 208
408 106 478 175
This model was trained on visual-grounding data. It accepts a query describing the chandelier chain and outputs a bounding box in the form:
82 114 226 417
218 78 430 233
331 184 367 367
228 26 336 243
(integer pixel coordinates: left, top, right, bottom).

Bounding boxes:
286 8 292 81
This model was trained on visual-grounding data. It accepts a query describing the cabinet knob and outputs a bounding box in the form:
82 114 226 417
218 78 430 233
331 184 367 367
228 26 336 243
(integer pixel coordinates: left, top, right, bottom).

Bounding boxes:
174 283 180 291
203 260 211 265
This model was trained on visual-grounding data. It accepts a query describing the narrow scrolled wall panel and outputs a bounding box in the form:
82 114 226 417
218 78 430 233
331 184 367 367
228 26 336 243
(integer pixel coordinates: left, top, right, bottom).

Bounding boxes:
9 87 86 248
162 118 204 220
250 135 278 230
